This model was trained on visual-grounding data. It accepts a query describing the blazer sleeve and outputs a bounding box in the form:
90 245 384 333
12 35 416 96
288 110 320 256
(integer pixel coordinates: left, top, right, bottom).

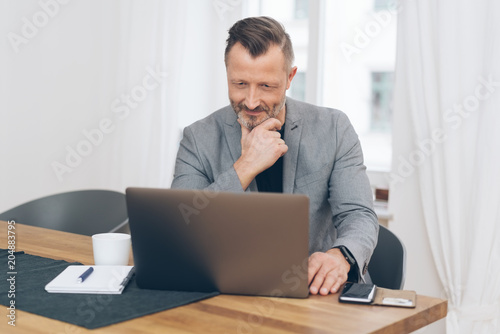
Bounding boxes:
171 126 245 193
328 112 379 280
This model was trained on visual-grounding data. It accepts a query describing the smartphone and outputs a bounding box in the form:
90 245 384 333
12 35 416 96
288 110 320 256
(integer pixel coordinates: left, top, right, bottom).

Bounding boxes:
339 282 376 304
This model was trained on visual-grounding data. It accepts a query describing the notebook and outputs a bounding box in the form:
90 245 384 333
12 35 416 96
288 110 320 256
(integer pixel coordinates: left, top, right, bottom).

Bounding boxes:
45 265 135 294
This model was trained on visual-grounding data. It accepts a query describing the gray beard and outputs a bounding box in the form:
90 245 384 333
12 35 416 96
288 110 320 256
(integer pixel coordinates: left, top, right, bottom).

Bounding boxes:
236 96 287 130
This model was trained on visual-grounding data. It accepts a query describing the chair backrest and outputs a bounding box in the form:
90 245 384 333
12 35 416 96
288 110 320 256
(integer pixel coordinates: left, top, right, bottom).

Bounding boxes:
0 190 128 236
368 225 406 290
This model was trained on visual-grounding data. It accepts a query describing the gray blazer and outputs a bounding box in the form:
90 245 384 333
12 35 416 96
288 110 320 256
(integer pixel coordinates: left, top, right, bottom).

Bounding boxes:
171 97 379 280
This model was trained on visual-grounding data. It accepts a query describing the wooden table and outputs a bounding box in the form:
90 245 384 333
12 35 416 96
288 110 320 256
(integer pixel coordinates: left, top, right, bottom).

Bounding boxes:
0 221 447 333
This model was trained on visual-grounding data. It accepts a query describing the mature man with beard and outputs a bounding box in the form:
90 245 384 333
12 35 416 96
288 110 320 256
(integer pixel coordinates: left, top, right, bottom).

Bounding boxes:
171 16 378 296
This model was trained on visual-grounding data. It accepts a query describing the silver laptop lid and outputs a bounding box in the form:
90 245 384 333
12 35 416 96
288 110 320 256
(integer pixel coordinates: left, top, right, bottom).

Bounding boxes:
126 187 309 298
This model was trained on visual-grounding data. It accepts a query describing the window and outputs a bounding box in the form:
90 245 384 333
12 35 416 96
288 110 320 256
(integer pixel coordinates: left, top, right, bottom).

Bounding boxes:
374 0 392 11
320 1 396 171
294 0 308 19
289 72 306 101
248 0 309 102
248 0 396 171
370 71 393 131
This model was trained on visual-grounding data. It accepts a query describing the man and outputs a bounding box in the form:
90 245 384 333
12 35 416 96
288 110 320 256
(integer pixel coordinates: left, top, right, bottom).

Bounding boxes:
171 16 378 295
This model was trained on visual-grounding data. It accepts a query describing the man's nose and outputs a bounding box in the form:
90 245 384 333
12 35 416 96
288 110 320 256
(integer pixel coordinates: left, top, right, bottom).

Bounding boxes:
245 86 260 110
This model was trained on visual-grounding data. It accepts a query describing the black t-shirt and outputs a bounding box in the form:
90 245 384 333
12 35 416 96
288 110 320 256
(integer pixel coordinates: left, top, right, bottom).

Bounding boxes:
255 125 285 193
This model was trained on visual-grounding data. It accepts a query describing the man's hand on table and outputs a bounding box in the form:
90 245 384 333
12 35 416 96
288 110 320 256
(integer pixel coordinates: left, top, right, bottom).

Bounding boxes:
308 248 351 295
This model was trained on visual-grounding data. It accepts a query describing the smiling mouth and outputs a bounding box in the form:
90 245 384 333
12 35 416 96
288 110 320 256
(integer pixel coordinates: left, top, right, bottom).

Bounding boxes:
245 110 263 116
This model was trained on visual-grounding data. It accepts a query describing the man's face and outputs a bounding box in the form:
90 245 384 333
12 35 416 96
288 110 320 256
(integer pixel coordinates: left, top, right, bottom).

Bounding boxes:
226 42 296 130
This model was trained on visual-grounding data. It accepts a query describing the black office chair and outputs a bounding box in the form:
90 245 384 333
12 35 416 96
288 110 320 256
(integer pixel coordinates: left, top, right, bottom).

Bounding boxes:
368 225 406 290
0 190 129 236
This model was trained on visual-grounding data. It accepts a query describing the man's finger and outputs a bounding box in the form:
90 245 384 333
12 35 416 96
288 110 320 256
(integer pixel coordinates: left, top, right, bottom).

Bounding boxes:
309 259 334 295
258 117 282 131
319 273 337 295
307 253 322 285
309 273 325 295
279 144 288 157
330 280 342 294
269 131 281 139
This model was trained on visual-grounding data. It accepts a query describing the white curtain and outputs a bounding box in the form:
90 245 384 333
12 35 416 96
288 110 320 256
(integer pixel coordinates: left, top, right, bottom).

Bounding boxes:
393 0 500 332
0 0 243 211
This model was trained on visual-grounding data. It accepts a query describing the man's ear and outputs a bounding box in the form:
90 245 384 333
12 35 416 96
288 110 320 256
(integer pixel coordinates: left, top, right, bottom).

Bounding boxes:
286 66 298 90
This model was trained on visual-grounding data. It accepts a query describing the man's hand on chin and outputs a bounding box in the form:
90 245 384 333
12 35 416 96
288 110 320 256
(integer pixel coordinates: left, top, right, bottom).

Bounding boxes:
307 248 351 295
233 118 287 190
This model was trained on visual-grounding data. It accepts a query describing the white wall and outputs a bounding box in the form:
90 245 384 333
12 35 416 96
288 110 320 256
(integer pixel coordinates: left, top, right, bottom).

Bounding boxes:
0 0 242 212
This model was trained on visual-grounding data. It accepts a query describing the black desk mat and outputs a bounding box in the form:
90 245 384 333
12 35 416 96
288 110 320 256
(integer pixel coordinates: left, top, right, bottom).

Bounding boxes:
0 249 218 329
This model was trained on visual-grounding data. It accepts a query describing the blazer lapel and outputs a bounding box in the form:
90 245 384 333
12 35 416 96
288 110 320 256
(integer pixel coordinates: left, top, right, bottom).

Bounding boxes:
224 111 258 192
224 111 241 163
283 99 303 194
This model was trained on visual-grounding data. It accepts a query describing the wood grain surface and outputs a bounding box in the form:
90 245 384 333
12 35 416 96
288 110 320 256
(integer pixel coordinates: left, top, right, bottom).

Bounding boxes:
0 221 447 333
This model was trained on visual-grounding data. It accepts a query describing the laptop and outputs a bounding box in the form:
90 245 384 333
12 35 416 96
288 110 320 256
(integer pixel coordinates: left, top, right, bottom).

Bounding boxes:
125 187 310 298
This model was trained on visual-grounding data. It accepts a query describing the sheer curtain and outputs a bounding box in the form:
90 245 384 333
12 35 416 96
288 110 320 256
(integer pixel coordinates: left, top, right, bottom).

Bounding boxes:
0 0 242 211
393 0 500 332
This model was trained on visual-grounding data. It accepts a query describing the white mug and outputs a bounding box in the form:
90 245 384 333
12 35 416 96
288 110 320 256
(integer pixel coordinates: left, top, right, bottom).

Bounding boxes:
92 233 131 265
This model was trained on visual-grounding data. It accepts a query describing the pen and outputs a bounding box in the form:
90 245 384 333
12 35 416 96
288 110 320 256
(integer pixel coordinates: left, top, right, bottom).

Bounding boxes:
120 267 136 287
77 267 94 283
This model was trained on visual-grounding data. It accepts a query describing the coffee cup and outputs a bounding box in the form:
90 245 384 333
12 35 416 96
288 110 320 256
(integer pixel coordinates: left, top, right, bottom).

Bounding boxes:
92 233 131 265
